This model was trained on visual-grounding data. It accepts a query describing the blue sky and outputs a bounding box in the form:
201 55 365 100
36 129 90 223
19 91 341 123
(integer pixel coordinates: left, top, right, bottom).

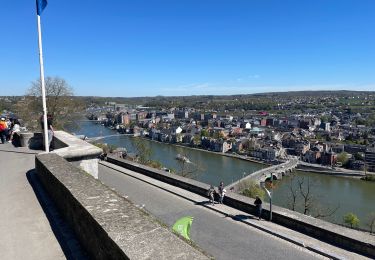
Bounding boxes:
1 1 374 97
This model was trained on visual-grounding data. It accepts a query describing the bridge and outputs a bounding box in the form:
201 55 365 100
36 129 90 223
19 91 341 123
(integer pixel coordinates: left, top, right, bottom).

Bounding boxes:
226 157 299 193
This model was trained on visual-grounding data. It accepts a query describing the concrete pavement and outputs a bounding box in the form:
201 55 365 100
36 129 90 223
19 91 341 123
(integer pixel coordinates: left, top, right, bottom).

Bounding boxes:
0 143 86 260
99 161 370 260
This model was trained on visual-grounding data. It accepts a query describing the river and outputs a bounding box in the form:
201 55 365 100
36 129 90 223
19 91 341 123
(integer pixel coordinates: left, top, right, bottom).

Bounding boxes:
70 121 375 230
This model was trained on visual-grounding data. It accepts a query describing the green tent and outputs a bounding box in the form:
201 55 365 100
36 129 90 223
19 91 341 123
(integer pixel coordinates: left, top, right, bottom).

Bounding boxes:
172 216 194 240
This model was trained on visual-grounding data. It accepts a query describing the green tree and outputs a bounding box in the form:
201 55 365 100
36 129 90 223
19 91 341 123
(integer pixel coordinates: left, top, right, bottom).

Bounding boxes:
132 137 151 164
212 131 224 139
240 180 265 200
337 152 350 167
343 213 360 229
147 160 163 169
354 152 364 161
130 137 163 169
315 133 323 140
320 115 331 123
201 129 209 137
193 134 201 146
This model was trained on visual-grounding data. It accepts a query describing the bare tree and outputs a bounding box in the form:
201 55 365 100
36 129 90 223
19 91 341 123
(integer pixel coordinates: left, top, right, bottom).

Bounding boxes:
16 76 79 130
28 77 73 117
298 177 314 215
286 175 339 219
174 152 204 179
287 175 298 211
314 204 340 219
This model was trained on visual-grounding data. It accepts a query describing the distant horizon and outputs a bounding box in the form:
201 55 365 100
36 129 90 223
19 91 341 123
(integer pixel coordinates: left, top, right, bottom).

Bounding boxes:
76 89 375 98
1 1 374 96
2 89 375 99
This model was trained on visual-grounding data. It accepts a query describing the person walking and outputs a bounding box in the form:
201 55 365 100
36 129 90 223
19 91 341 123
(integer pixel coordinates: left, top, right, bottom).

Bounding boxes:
254 195 263 220
207 185 216 206
218 181 226 204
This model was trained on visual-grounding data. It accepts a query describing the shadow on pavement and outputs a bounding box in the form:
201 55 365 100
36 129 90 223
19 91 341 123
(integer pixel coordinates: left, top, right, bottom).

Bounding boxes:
231 214 256 221
26 169 90 260
194 200 213 206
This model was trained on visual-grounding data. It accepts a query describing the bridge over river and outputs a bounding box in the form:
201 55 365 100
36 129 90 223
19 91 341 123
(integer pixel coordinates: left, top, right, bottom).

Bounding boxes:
226 157 299 192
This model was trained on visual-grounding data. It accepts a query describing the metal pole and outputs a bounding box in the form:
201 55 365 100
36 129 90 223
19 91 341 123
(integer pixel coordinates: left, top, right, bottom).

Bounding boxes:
269 171 273 221
36 14 49 152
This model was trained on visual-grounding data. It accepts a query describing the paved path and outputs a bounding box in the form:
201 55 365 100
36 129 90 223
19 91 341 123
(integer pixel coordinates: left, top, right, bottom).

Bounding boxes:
99 162 369 260
0 144 65 259
0 143 87 260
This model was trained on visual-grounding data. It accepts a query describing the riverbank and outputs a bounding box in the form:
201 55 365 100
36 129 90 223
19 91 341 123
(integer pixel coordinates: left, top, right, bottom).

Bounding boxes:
296 161 367 179
296 167 365 178
132 135 272 167
99 132 369 180
120 135 371 180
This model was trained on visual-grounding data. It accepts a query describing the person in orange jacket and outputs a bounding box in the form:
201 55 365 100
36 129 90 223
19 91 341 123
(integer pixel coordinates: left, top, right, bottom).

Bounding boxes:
0 117 8 144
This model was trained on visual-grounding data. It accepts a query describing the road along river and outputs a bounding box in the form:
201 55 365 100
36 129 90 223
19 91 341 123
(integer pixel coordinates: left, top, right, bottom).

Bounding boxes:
70 121 375 230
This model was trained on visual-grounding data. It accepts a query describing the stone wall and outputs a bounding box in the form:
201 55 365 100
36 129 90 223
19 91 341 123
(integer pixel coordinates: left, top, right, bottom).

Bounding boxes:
35 153 209 260
52 131 102 179
20 131 101 178
107 155 375 258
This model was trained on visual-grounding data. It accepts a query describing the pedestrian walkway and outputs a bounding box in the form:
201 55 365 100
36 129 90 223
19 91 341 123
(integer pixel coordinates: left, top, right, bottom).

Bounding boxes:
0 143 86 259
100 160 372 260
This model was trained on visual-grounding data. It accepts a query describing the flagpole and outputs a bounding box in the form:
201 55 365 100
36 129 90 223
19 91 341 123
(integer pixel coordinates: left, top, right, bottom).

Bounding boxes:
36 14 49 152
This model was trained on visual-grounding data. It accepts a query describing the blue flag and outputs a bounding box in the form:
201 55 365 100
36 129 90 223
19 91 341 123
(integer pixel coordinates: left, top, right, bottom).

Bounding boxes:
36 0 48 15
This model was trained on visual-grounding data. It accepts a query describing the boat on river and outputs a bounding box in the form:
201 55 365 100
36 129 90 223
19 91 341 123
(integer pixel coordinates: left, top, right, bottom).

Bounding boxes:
176 154 191 163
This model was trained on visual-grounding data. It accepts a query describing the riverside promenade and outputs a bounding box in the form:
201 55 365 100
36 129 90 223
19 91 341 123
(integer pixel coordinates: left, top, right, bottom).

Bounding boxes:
0 143 86 259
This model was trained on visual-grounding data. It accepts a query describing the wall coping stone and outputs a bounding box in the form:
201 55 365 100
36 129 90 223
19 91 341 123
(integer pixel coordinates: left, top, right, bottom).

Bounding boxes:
52 131 102 160
36 153 209 260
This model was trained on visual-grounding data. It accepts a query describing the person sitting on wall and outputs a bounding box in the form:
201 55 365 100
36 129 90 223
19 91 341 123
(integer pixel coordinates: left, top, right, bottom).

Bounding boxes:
8 119 21 146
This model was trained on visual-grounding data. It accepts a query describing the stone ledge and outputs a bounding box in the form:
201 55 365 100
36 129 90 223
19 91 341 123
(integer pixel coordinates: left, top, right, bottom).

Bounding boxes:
52 131 102 160
50 131 102 178
36 153 209 260
107 155 375 258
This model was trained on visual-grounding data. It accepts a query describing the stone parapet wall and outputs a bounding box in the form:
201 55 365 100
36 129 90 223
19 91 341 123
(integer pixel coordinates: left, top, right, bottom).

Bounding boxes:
107 155 375 258
20 131 101 178
52 131 102 178
35 153 209 260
